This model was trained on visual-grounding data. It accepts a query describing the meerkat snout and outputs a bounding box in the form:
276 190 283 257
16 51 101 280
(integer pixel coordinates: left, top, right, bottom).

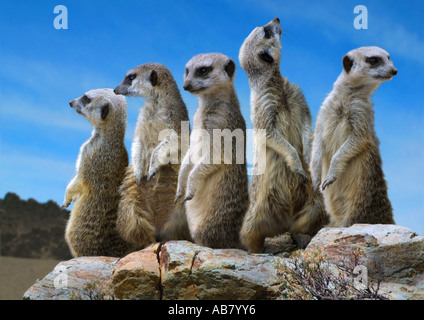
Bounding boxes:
183 83 192 91
238 18 283 73
391 67 398 76
69 94 91 115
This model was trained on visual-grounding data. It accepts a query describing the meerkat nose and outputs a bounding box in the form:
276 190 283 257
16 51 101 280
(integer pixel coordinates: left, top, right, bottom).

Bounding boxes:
273 17 280 24
69 100 75 108
391 68 398 76
183 84 192 91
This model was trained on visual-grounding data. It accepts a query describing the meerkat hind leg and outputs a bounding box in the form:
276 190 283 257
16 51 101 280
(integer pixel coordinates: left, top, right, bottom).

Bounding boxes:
241 203 290 253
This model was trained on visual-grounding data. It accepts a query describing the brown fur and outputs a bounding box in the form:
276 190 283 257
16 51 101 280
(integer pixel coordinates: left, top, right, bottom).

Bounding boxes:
114 63 191 248
239 18 328 252
63 89 131 257
177 53 249 249
310 46 397 227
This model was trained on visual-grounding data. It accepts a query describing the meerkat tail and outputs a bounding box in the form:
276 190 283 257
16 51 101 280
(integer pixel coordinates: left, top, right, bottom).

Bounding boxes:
116 165 156 248
159 204 192 241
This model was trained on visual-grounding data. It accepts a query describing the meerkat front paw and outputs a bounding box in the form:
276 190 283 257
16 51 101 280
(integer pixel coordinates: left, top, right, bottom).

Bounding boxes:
322 175 337 191
182 188 195 204
147 166 158 182
312 176 321 193
62 191 78 208
62 201 71 209
134 173 142 186
174 184 185 204
134 167 146 186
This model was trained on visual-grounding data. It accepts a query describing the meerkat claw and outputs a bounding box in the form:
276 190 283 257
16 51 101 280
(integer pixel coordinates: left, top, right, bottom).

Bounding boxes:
182 194 193 204
147 169 157 182
321 177 336 191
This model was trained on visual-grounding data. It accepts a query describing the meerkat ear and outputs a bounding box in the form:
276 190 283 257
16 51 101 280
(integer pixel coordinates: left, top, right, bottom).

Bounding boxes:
342 54 354 73
150 70 158 86
224 59 236 78
100 103 110 120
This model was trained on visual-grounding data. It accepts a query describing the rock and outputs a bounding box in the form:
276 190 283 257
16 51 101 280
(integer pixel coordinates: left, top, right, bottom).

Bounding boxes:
23 224 424 300
306 224 424 282
23 256 118 300
379 274 424 300
160 241 281 300
112 243 161 300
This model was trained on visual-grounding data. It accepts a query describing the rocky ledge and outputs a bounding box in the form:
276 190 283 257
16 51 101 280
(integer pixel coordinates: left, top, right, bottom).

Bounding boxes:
23 224 424 300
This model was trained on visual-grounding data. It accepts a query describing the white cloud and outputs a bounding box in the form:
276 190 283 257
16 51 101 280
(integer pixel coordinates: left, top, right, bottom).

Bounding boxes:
0 95 90 132
0 53 116 96
253 0 424 65
0 151 75 179
370 22 424 65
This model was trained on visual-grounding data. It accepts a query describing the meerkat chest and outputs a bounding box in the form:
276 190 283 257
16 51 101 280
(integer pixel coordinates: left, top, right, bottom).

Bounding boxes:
322 104 351 153
190 108 211 164
137 109 168 148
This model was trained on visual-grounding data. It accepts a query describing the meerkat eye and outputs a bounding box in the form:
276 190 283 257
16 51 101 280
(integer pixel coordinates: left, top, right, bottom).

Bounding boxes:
185 68 189 75
124 74 136 85
81 95 91 105
387 55 391 61
366 56 381 66
264 26 273 39
196 66 212 77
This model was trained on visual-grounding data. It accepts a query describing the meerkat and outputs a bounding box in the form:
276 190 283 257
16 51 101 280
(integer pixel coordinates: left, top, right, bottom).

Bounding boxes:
310 46 397 227
175 53 249 249
62 88 132 257
238 18 329 253
114 63 192 247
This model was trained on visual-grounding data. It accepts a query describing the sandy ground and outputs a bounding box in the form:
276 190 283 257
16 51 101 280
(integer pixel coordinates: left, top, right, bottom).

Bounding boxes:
0 256 59 300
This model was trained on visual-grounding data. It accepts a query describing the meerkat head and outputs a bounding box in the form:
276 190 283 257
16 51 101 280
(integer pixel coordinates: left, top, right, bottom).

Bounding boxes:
239 17 282 74
341 46 397 87
183 53 236 96
69 88 126 128
114 63 174 97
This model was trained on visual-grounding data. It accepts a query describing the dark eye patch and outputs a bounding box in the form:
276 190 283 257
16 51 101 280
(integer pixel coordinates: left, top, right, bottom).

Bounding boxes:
366 56 382 67
264 26 273 39
259 51 274 63
195 66 213 77
81 95 91 105
125 73 136 85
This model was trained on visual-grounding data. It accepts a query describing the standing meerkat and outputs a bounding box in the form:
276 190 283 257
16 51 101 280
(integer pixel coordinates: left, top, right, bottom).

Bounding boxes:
310 46 397 227
114 63 191 247
238 18 328 253
63 89 131 257
175 53 249 249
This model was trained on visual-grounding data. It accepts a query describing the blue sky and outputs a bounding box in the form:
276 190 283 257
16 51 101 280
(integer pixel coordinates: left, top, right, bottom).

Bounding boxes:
0 0 423 234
